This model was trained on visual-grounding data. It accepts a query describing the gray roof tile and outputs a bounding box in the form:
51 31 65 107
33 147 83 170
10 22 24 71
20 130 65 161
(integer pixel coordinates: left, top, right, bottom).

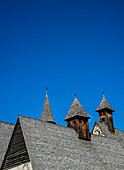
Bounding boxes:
17 116 124 170
41 94 56 124
64 97 90 121
0 121 14 168
96 97 115 112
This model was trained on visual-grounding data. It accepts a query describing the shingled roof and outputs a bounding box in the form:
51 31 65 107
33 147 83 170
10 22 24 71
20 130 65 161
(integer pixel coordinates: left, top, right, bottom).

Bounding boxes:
0 121 14 168
41 92 56 124
96 97 115 112
64 96 90 121
2 116 124 170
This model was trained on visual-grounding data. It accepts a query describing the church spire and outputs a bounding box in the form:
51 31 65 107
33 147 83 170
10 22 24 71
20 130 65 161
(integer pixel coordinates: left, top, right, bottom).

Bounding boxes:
41 89 56 124
96 93 115 132
64 93 90 140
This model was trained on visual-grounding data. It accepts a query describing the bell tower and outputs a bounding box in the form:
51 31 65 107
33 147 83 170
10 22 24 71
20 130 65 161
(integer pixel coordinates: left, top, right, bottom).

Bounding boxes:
64 93 90 140
96 93 115 132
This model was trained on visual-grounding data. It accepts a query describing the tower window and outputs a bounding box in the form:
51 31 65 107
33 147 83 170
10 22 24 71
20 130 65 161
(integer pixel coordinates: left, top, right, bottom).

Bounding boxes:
101 118 105 122
68 122 70 127
109 118 112 123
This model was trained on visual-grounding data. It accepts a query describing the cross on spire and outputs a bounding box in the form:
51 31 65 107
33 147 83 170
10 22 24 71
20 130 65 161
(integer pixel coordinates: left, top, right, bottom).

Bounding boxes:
75 91 76 98
46 87 48 97
103 92 105 98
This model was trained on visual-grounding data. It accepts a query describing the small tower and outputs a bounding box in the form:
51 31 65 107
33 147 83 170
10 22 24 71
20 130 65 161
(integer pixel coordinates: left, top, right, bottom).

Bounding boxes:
64 93 90 140
41 89 56 124
96 93 115 132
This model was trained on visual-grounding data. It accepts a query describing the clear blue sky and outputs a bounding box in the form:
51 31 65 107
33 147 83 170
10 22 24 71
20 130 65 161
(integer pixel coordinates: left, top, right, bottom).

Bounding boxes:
0 0 124 132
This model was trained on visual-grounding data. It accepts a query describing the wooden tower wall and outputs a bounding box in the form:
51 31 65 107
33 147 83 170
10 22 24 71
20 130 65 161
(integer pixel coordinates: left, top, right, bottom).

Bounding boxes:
67 117 90 140
99 110 115 132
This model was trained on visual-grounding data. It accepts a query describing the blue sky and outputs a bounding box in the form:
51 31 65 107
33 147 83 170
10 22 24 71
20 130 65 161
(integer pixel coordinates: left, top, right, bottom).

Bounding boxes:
0 0 124 132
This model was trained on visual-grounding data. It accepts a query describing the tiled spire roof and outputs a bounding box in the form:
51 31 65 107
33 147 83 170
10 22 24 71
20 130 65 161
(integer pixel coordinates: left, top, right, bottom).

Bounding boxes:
41 91 56 124
64 95 90 121
96 97 115 112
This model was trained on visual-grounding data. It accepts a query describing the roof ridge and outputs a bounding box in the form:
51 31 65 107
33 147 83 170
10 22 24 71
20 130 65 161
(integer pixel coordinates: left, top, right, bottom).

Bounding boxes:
0 120 14 125
18 115 45 122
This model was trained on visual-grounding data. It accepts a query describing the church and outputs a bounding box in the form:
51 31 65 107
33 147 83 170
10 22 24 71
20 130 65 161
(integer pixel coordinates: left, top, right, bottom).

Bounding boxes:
0 91 124 170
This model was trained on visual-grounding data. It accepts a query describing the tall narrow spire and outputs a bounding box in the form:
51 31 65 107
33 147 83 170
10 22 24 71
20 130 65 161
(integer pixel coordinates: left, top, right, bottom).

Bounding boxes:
41 89 56 124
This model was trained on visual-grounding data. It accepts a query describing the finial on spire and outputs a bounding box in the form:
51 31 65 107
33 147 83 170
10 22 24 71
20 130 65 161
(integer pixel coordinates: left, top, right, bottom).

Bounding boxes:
103 92 105 98
75 91 76 98
46 87 48 97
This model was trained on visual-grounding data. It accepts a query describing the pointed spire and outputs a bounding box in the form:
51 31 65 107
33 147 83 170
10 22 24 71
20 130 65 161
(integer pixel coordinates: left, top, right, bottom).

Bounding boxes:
41 89 56 124
96 93 115 112
64 95 90 121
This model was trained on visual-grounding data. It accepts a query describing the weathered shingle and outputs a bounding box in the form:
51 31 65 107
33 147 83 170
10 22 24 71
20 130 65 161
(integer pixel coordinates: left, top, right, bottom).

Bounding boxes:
0 121 14 168
16 116 124 170
96 97 115 112
41 94 56 124
64 97 90 121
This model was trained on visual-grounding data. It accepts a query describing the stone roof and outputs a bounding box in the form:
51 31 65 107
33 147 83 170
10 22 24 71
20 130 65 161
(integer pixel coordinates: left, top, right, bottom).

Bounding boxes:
64 97 90 121
92 121 124 148
7 115 124 170
0 121 14 168
96 97 115 112
41 93 56 124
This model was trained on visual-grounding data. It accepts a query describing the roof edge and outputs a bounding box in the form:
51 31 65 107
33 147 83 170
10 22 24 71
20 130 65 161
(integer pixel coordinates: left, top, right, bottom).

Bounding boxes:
0 120 15 125
64 115 90 121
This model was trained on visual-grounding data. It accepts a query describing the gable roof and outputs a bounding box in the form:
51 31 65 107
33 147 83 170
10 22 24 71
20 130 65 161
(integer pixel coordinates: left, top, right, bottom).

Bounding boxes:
96 97 115 112
64 97 90 121
41 93 56 124
0 121 14 168
92 121 114 137
4 115 123 170
92 121 124 147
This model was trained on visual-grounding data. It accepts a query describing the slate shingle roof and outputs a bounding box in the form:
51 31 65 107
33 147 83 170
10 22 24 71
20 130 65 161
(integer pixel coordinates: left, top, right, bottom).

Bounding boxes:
16 116 124 170
92 121 124 148
64 97 90 121
41 94 56 124
96 97 115 112
0 121 14 168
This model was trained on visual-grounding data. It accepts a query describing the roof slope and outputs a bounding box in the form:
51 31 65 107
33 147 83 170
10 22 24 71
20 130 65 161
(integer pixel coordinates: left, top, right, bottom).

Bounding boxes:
41 94 55 123
92 121 115 138
0 121 14 168
18 116 124 170
64 97 90 121
96 97 115 112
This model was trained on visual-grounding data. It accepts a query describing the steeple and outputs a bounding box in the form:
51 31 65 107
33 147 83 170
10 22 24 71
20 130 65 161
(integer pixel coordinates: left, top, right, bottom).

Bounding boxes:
96 93 115 132
65 93 90 140
41 89 56 124
96 92 115 112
